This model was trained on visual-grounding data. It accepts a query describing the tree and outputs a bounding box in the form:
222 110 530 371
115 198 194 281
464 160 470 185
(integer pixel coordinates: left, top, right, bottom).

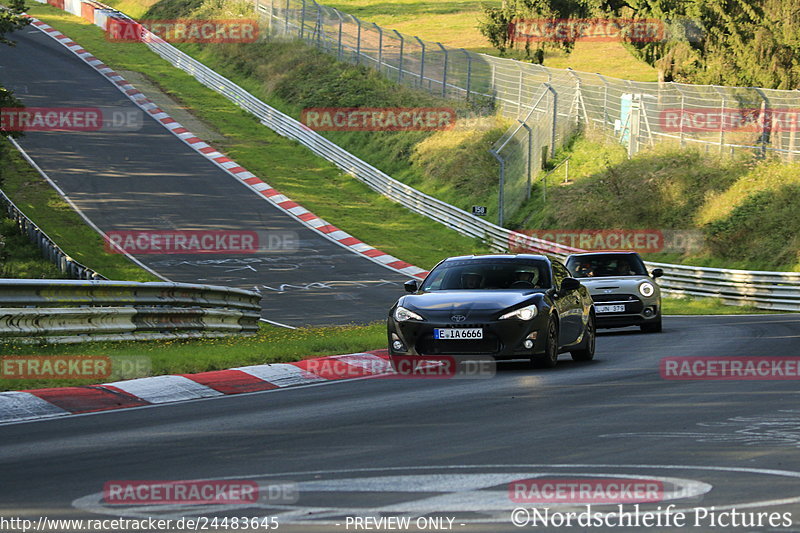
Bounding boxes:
478 0 604 62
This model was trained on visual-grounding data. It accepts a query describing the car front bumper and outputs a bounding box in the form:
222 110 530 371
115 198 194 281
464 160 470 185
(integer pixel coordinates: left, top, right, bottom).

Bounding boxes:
388 316 549 358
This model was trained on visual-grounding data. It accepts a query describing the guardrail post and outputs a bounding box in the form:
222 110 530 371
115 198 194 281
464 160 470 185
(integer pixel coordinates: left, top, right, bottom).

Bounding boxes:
436 42 448 98
461 49 472 101
414 36 425 88
490 150 504 227
518 119 533 200
393 30 404 82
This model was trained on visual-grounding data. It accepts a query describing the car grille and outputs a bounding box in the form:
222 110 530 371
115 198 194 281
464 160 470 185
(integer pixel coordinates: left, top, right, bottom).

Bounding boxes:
591 293 644 313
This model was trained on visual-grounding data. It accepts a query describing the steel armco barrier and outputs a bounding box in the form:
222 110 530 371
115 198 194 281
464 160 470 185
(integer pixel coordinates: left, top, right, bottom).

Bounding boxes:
27 13 800 312
0 279 262 343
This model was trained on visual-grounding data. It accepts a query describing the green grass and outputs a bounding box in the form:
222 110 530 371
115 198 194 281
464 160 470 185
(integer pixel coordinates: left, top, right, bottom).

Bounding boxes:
0 322 385 391
318 0 658 81
661 295 771 315
1 139 159 281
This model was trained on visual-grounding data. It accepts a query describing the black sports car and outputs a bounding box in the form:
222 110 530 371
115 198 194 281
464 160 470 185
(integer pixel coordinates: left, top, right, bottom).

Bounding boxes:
387 254 596 368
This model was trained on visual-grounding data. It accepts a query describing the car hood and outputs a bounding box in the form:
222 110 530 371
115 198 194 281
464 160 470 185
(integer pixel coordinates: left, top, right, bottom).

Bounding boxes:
578 276 655 294
399 290 544 320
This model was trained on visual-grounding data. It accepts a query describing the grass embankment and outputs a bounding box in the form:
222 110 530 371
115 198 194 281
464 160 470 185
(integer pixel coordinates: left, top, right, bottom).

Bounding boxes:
522 131 800 272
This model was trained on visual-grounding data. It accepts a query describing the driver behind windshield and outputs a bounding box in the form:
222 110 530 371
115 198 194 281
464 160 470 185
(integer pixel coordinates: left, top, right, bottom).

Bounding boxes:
461 272 483 289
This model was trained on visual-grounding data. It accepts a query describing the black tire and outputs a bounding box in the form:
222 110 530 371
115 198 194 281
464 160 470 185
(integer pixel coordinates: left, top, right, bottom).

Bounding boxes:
532 318 559 368
571 313 596 361
640 315 662 333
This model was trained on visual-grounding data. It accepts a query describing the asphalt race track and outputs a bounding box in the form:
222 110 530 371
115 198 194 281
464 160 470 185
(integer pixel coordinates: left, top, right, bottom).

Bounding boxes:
0 27 410 327
2 315 800 532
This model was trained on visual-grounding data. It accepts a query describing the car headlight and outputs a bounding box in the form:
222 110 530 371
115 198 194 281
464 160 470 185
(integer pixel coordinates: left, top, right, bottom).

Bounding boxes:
639 282 655 297
394 306 424 322
499 304 538 321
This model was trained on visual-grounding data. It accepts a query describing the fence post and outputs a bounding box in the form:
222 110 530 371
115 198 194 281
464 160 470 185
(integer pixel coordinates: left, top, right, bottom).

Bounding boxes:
597 73 609 130
336 10 343 59
375 23 383 73
491 150 505 227
394 30 404 82
354 16 362 65
675 85 686 148
461 49 472 102
414 36 425 88
315 7 322 47
566 68 588 127
545 83 557 158
436 42 448 98
755 88 770 158
713 86 726 155
517 65 524 116
284 0 289 35
299 0 306 39
518 119 533 200
268 0 274 36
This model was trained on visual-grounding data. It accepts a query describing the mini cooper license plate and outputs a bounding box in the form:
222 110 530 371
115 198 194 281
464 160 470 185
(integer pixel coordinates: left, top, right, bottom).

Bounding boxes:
434 328 483 340
595 304 626 313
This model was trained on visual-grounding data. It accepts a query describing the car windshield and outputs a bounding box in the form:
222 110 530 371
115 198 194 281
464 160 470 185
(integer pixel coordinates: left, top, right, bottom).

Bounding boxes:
420 259 551 291
566 254 648 278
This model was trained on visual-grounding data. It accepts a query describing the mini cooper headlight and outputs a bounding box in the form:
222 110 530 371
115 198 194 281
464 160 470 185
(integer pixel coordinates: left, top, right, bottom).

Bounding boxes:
639 282 655 297
499 304 538 321
394 306 424 322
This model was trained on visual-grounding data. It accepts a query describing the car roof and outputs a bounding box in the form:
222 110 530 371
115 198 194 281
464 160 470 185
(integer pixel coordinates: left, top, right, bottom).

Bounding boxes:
566 252 642 259
443 254 551 263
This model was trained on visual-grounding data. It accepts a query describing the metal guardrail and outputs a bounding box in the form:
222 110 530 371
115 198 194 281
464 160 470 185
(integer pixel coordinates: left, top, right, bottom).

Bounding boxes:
0 188 104 281
129 28 800 312
0 279 262 343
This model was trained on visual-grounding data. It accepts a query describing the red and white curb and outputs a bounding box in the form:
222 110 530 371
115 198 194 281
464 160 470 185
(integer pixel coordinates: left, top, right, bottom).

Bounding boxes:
27 17 428 280
0 350 392 424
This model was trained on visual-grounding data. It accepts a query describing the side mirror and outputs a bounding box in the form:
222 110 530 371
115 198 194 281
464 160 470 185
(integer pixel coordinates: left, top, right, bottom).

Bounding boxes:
560 277 581 293
404 280 419 293
651 268 664 278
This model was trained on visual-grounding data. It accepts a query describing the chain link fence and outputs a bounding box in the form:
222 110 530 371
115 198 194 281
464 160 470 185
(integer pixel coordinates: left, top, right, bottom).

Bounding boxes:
258 0 800 224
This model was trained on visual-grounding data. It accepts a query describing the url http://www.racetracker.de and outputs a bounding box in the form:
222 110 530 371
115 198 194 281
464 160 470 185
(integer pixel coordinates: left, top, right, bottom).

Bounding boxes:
0 516 280 531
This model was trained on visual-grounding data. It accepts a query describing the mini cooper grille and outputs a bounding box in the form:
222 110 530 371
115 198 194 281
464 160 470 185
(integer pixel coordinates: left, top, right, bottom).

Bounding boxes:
592 294 639 303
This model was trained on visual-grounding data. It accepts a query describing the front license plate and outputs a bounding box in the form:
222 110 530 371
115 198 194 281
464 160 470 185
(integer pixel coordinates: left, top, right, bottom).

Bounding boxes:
434 328 483 340
595 304 626 313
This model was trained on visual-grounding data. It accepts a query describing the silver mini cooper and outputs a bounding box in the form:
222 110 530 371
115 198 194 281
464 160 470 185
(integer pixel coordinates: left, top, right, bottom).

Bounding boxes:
565 252 663 333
